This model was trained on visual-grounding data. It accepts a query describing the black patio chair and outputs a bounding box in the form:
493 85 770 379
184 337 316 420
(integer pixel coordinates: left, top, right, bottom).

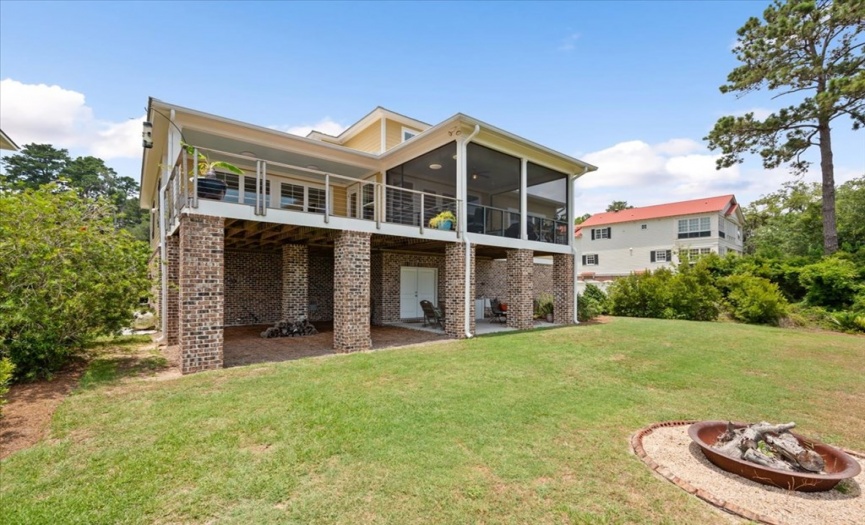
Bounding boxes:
490 298 507 324
420 300 445 330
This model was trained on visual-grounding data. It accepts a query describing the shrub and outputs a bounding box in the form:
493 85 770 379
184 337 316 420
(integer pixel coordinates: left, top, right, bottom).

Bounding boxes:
799 256 862 310
0 358 13 417
667 263 721 321
0 186 150 380
720 275 789 325
831 311 865 333
535 292 554 318
582 284 610 315
608 268 674 319
577 292 601 322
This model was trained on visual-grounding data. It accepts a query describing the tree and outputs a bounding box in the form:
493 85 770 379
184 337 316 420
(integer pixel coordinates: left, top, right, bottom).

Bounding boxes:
706 0 865 255
574 213 592 225
0 185 150 379
0 143 71 189
606 200 633 212
0 144 150 241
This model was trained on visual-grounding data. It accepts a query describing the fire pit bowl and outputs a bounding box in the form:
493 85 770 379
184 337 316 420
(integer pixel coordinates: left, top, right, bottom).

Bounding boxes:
688 421 861 492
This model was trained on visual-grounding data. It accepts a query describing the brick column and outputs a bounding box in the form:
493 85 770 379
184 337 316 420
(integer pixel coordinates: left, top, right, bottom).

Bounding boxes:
506 249 534 330
333 231 371 353
445 243 475 338
282 244 308 321
165 235 180 345
179 215 224 374
553 253 575 324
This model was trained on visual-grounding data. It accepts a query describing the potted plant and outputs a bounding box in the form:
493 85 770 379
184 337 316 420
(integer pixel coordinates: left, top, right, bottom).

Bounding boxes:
429 210 456 230
182 143 244 200
535 292 554 322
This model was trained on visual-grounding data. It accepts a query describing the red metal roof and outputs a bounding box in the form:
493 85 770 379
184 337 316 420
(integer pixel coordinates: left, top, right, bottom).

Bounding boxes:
575 195 737 234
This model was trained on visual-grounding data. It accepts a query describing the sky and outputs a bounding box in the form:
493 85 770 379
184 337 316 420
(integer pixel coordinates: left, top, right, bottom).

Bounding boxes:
1 0 863 215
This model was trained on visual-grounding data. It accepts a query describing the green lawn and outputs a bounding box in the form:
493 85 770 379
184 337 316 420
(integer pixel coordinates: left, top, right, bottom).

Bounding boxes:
3 318 864 524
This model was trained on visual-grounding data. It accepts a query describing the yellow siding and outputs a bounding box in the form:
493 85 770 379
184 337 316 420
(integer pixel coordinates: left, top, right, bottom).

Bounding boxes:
343 122 382 153
385 119 420 150
331 185 348 218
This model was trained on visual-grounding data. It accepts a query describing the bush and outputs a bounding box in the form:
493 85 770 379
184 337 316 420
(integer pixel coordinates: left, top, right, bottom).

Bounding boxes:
666 263 721 321
720 275 789 325
831 311 865 333
577 292 601 322
0 186 150 380
799 256 862 310
0 358 13 417
582 284 610 315
608 268 674 319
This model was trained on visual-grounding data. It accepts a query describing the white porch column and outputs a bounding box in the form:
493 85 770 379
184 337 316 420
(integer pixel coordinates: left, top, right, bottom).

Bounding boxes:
520 158 528 240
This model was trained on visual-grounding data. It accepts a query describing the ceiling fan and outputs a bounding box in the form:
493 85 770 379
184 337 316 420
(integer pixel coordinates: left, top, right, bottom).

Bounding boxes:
469 168 491 180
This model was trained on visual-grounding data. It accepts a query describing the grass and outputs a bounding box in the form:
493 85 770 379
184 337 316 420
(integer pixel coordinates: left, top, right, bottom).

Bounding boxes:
2 318 863 524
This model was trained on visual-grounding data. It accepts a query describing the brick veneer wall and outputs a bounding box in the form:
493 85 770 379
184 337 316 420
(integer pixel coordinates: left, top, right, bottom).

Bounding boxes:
379 252 447 323
165 235 180 345
477 258 554 303
553 254 575 324
224 249 282 326
371 253 383 325
282 244 308 322
333 231 371 352
308 255 334 322
445 243 475 338
506 249 534 330
179 215 224 374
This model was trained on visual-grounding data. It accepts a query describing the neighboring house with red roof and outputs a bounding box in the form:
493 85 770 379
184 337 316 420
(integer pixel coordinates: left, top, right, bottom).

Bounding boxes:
575 195 744 280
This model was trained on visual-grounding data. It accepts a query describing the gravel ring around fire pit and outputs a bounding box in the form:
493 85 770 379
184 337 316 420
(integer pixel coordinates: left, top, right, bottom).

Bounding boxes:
631 421 864 525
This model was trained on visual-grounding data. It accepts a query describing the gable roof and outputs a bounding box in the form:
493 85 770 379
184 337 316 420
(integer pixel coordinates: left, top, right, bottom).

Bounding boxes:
577 195 737 233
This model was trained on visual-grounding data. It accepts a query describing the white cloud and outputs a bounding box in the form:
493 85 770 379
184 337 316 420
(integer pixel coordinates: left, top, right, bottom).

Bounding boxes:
0 78 143 159
558 33 581 52
575 138 743 214
270 118 347 138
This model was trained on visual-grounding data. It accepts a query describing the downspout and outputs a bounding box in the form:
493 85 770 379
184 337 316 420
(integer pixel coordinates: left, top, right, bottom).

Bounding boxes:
158 109 175 340
462 124 481 338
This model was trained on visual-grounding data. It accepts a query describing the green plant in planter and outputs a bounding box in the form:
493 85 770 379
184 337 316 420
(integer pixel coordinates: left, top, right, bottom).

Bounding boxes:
182 142 244 177
535 292 554 320
429 210 456 230
181 142 244 200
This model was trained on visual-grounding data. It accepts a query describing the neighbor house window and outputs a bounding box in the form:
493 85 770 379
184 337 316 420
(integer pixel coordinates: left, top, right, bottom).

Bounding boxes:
687 248 712 259
591 227 611 240
641 224 647 230
582 254 599 265
718 219 726 238
402 127 418 142
651 250 671 263
678 217 711 238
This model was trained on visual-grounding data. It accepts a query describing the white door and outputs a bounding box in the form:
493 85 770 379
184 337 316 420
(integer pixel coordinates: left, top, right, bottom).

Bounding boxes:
399 267 437 319
400 268 419 319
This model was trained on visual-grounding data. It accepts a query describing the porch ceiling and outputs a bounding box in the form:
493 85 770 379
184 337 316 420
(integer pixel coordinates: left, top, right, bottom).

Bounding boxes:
223 219 454 254
184 129 374 179
223 219 566 259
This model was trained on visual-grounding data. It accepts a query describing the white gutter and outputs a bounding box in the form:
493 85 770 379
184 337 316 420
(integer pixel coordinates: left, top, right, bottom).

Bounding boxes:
159 108 175 340
462 124 481 338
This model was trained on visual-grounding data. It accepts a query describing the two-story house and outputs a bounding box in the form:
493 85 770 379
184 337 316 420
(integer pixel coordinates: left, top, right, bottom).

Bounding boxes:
575 195 744 281
141 99 598 373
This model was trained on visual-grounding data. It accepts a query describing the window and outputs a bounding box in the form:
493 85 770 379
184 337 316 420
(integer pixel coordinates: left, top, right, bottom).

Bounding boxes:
213 172 240 203
591 227 611 240
582 254 599 265
280 182 326 214
641 224 647 230
651 250 671 263
402 127 418 142
687 248 713 259
718 219 726 238
243 177 270 207
677 217 711 238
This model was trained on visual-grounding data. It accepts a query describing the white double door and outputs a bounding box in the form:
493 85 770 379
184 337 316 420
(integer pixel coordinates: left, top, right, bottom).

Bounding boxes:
400 267 438 319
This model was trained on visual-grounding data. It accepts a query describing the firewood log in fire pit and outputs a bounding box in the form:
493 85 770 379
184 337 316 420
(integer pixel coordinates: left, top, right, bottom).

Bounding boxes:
260 317 319 338
712 421 825 473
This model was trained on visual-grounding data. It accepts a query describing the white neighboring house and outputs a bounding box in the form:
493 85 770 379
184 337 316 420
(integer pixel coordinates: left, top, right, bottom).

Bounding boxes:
576 195 745 280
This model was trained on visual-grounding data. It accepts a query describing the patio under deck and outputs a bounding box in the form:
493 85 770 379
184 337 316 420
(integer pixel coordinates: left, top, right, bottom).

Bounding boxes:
223 322 451 367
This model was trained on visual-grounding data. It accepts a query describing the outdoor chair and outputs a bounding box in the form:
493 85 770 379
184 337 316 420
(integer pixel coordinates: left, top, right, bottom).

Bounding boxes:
420 300 445 330
490 298 507 324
